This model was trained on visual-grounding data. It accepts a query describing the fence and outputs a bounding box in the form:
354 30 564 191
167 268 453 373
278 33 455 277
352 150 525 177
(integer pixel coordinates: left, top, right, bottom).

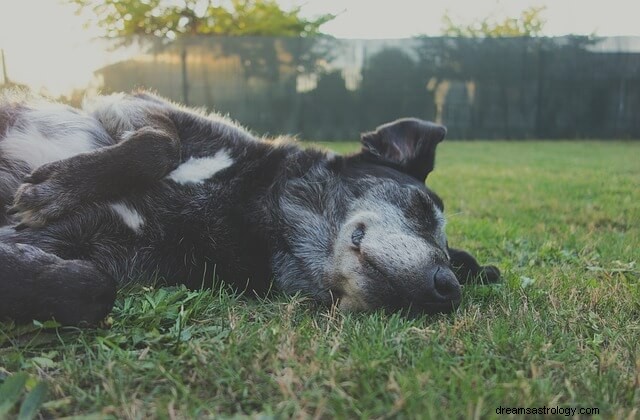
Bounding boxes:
94 36 640 140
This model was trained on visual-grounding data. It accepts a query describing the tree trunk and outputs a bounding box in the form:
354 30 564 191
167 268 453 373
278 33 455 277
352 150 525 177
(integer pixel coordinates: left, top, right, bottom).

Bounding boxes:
181 45 189 105
1 49 9 84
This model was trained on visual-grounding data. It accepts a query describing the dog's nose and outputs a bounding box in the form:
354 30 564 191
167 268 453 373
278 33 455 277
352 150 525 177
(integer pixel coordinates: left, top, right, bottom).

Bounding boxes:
432 267 461 300
424 266 461 305
394 265 462 315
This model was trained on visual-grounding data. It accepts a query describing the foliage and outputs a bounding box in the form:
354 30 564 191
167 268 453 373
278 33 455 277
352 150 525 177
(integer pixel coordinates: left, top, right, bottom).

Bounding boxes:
69 0 335 105
0 372 48 420
1 141 638 418
442 6 546 37
69 0 335 39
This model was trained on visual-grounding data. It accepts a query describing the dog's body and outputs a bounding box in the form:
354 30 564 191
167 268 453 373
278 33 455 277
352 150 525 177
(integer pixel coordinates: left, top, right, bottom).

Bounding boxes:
0 91 499 325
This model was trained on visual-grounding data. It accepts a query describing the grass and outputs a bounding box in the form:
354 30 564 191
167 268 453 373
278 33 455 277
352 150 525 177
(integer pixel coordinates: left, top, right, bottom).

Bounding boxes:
1 141 639 419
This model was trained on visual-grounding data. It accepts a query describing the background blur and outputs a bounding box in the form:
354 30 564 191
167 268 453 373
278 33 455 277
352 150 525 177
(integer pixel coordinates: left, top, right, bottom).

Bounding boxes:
1 0 639 140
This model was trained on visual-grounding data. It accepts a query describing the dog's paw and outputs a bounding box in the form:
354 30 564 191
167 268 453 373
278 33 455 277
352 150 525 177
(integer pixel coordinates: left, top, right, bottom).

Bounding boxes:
455 264 501 285
478 265 501 284
8 162 81 228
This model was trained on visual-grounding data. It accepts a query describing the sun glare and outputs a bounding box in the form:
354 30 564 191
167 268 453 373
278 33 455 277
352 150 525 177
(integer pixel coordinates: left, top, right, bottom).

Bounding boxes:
1 0 639 96
0 0 110 96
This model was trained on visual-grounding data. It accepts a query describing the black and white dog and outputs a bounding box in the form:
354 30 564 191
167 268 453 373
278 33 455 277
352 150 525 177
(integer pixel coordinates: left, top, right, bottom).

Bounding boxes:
0 91 499 325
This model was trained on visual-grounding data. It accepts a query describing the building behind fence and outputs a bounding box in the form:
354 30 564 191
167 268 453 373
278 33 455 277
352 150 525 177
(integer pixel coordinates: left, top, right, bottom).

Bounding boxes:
94 36 640 140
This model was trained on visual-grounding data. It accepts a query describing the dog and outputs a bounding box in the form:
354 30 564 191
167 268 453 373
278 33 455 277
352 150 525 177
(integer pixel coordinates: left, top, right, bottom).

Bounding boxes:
0 90 499 325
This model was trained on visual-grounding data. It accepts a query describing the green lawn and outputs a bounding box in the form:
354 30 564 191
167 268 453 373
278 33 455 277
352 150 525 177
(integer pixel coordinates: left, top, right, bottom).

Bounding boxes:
1 141 638 419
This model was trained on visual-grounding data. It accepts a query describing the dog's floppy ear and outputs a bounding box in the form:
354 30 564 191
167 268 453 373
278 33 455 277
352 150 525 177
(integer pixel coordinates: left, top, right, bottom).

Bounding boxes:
360 118 447 182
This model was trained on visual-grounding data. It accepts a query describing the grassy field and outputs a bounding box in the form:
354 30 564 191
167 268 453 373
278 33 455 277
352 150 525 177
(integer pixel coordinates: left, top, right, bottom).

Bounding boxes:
1 141 639 419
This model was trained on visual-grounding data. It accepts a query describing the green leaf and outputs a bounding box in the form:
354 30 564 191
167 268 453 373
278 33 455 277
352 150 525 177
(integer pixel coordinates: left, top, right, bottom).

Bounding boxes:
30 357 57 369
0 372 28 417
17 382 48 420
68 0 333 38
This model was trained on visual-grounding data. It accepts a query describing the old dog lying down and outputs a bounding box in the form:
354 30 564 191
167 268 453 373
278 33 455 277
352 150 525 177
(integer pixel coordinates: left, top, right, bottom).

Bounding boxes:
0 91 499 325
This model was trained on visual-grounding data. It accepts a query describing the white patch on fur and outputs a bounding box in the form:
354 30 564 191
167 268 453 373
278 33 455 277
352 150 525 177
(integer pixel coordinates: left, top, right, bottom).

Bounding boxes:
325 151 338 162
121 130 135 141
167 149 234 185
1 105 98 170
82 92 126 113
110 202 145 233
82 93 148 136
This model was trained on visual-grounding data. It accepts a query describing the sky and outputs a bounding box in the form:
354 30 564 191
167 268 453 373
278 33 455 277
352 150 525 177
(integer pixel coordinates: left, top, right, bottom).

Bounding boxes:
1 0 639 95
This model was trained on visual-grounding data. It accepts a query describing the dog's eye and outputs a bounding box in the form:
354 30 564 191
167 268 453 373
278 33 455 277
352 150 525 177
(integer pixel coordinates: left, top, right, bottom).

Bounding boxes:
351 225 365 249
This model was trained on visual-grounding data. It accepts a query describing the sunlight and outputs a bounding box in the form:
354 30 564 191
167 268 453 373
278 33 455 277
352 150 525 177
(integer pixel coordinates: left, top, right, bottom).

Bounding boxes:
1 0 639 96
0 0 110 96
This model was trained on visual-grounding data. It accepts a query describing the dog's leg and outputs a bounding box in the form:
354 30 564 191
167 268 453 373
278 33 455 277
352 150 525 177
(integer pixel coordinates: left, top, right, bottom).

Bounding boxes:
9 113 180 227
448 247 501 284
0 241 116 325
0 166 25 226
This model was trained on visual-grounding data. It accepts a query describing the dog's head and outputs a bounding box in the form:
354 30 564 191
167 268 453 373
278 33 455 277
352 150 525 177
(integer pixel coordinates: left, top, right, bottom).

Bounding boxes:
330 119 457 314
274 118 458 315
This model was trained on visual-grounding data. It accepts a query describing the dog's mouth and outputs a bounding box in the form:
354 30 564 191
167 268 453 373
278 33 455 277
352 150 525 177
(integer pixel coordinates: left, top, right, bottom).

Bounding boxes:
329 281 371 311
329 264 462 315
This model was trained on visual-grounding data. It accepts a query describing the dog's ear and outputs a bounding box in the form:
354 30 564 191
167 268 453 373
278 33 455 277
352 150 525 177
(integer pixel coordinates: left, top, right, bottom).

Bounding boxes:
360 118 447 182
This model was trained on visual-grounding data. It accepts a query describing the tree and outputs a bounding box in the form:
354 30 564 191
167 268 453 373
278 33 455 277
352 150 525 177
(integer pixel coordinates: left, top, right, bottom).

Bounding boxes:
69 0 334 39
442 6 546 38
69 0 334 103
0 49 29 93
